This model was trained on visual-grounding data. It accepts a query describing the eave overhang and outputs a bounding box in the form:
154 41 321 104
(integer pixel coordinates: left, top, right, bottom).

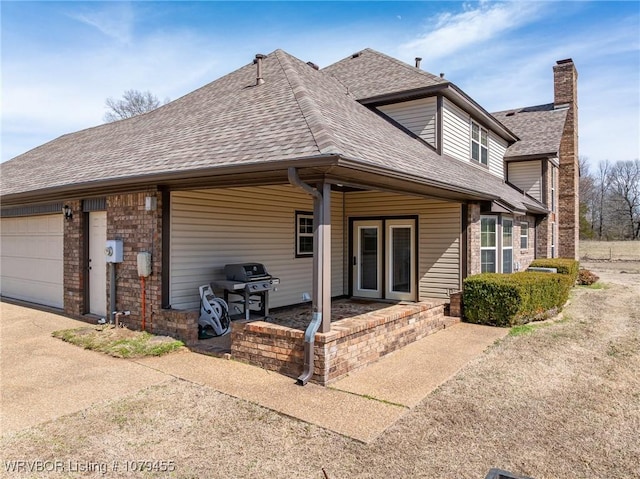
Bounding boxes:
1 153 505 208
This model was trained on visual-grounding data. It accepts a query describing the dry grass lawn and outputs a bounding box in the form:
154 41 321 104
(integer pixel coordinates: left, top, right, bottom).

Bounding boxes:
2 260 639 478
580 240 640 261
52 325 184 358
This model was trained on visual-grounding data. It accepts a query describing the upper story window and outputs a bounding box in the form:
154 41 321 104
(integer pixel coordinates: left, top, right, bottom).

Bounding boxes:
295 211 313 257
471 121 488 166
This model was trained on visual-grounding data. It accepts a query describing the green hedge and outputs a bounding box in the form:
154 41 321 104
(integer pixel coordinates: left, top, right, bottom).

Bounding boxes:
463 272 574 327
529 258 579 282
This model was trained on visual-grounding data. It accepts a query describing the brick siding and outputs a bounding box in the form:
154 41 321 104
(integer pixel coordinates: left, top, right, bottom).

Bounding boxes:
63 199 85 316
467 202 481 275
106 190 163 332
231 301 458 386
554 60 579 259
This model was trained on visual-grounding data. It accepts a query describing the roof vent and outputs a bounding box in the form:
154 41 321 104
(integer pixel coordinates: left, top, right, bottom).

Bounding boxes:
440 72 445 78
254 54 266 85
306 61 319 70
351 51 362 59
415 57 422 69
506 112 515 117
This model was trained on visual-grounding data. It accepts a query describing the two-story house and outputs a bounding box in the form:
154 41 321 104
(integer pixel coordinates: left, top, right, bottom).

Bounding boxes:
0 49 578 384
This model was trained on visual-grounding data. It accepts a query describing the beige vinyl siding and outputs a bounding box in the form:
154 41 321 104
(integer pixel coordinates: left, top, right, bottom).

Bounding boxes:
488 132 507 178
443 98 506 179
345 191 461 299
377 97 437 146
170 186 345 310
508 160 543 201
0 214 64 308
442 98 469 162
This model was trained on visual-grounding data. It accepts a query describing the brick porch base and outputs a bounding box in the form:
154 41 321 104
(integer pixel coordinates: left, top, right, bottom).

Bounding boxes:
231 301 459 386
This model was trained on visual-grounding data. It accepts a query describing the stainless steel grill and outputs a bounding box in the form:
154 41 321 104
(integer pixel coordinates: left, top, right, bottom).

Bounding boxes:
214 263 279 320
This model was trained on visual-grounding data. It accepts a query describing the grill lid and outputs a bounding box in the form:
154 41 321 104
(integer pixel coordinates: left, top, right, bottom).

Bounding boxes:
224 263 271 282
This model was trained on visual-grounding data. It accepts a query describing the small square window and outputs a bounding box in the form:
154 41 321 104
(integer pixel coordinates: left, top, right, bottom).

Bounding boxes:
295 211 313 257
520 222 529 249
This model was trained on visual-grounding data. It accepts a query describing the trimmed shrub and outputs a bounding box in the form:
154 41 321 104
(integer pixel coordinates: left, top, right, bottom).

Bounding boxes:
463 272 574 327
577 268 599 285
529 258 579 282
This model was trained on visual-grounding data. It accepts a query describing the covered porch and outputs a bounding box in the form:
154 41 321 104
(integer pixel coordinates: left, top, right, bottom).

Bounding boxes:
166 166 468 385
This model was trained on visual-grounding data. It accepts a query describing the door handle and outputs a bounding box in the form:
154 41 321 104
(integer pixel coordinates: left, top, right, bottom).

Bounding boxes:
353 256 357 266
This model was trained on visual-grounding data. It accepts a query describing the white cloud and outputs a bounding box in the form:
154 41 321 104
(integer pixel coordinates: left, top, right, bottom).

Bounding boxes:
399 1 546 64
66 2 135 44
1 29 225 161
394 3 639 167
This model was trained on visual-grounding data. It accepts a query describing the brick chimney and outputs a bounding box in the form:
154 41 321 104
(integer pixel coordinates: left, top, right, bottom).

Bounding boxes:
553 58 579 259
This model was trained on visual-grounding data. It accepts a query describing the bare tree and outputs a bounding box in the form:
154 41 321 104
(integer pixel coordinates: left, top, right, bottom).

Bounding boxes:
104 89 168 122
579 156 596 239
608 159 640 239
594 160 612 239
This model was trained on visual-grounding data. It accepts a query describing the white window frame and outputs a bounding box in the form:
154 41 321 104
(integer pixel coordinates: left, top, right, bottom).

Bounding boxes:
551 222 556 258
520 221 529 249
471 121 489 166
480 216 497 273
502 219 514 273
295 211 313 257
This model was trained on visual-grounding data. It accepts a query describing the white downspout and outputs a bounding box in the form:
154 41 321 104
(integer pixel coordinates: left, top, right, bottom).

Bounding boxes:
288 167 325 385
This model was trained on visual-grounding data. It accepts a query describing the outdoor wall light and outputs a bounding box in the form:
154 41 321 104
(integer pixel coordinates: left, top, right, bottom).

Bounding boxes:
62 205 73 220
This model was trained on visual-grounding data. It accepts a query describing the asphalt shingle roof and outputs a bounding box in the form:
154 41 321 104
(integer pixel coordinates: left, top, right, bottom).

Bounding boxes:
1 49 543 213
322 48 448 100
492 104 567 158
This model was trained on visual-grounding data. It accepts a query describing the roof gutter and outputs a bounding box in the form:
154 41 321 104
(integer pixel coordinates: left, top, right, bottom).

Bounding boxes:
335 157 503 202
0 155 342 205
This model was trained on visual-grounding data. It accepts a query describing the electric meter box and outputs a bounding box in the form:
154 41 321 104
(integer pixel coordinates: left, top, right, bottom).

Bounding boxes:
137 252 152 277
105 239 124 263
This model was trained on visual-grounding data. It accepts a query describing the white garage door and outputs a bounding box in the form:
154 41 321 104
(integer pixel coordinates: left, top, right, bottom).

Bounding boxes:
0 214 64 308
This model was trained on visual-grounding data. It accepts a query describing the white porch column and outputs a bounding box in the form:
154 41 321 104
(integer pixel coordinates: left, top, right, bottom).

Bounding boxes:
320 182 331 332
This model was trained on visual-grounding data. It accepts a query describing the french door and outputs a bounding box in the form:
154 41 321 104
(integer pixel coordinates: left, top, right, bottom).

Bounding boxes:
352 218 416 301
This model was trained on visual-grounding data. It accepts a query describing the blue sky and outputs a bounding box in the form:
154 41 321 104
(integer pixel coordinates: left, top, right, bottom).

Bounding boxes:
2 1 639 167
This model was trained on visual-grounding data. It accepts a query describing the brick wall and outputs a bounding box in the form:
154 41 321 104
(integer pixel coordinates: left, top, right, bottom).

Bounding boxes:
537 164 553 259
554 59 579 259
63 200 85 316
106 190 164 333
231 302 458 386
467 202 481 275
514 214 536 270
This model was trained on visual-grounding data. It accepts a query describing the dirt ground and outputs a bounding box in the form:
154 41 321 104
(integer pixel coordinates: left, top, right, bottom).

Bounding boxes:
2 261 639 479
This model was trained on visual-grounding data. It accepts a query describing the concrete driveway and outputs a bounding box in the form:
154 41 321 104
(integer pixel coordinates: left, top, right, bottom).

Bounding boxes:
0 302 170 435
1 301 507 442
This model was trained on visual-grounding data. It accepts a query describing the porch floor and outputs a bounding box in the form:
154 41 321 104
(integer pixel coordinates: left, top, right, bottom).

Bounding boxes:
264 297 420 330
